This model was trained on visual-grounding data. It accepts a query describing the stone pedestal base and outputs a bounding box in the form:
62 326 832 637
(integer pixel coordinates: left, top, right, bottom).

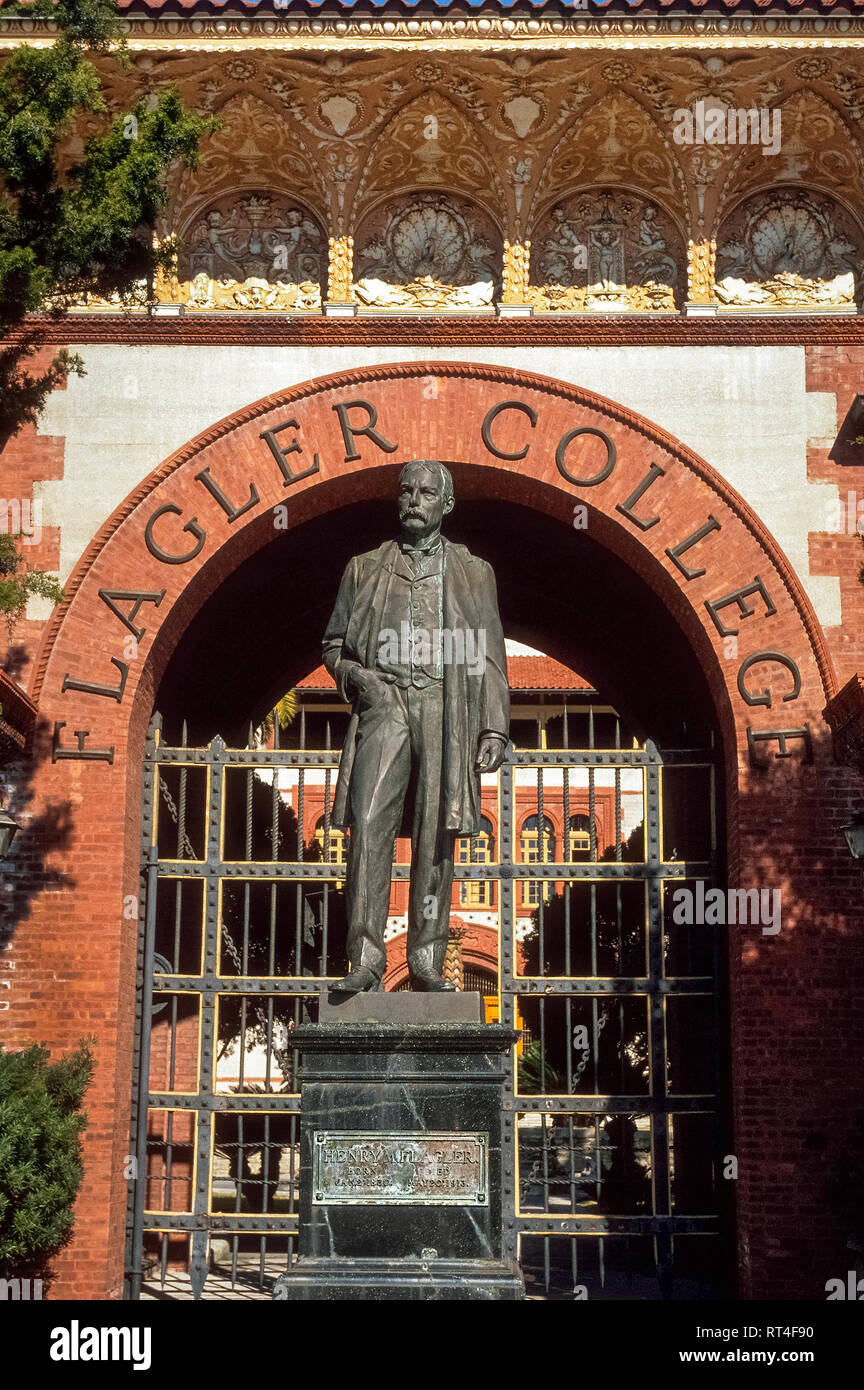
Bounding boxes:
274 994 523 1301
274 1256 523 1301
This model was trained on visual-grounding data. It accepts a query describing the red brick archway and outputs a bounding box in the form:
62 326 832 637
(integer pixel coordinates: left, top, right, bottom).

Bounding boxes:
382 921 501 995
9 361 857 1301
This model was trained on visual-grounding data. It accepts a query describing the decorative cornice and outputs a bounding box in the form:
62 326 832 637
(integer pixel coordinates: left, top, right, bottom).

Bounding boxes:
17 309 864 345
5 13 864 49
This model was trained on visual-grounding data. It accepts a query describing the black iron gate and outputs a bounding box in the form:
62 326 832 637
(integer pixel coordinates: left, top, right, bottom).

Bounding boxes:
126 708 725 1300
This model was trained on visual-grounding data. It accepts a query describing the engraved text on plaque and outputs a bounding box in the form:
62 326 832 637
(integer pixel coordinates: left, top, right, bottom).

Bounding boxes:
312 1131 489 1206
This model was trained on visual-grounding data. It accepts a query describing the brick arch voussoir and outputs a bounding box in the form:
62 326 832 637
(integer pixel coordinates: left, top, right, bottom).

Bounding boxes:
31 362 836 741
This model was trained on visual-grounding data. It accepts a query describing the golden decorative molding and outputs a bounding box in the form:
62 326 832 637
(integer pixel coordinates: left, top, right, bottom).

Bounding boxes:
501 240 531 305
76 45 864 258
34 44 864 248
172 189 326 291
527 282 676 313
327 233 354 303
687 238 717 306
353 276 494 309
7 16 864 54
715 270 856 308
714 87 863 223
182 273 321 312
535 90 686 222
351 89 507 224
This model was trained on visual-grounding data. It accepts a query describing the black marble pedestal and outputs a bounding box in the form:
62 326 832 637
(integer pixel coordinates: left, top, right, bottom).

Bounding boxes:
273 993 523 1301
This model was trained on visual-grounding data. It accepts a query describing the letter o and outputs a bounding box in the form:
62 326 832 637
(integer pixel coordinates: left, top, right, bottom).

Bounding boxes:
144 504 207 565
481 401 537 461
556 426 617 487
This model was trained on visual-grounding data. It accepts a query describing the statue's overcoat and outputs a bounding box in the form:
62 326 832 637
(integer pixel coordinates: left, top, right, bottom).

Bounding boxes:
323 539 509 834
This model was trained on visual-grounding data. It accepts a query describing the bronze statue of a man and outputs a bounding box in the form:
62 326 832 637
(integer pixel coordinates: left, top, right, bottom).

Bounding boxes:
322 460 509 992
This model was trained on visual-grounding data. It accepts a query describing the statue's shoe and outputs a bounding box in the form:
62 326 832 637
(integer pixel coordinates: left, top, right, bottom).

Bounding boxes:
411 973 457 992
331 967 381 993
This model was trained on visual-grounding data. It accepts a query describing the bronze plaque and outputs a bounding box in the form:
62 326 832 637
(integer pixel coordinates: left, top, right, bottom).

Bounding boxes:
312 1131 489 1206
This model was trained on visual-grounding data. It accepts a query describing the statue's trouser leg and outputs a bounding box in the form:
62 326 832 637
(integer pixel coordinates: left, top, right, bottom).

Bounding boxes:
404 684 455 980
344 687 411 979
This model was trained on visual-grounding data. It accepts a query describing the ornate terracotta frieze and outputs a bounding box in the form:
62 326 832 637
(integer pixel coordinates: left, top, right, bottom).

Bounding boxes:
21 310 864 344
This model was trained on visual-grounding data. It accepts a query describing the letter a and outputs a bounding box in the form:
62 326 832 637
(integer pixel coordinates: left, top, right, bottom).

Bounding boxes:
671 887 693 925
704 888 726 925
50 1328 71 1362
704 107 727 144
672 108 693 145
377 629 399 665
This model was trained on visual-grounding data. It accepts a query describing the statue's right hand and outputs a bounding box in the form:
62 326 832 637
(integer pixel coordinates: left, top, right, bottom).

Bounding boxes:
352 668 394 703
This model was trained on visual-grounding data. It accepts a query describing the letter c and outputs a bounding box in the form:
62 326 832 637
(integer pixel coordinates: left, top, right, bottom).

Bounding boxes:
144 504 207 565
481 401 537 460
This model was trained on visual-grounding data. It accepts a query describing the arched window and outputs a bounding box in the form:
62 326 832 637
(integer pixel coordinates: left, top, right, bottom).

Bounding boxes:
462 965 497 996
568 813 593 862
520 815 555 907
314 815 347 868
457 816 495 908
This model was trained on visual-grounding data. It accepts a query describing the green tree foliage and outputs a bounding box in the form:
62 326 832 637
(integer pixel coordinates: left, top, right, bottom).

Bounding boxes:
516 1039 561 1094
0 531 64 635
0 0 217 438
0 1038 94 1277
258 689 299 741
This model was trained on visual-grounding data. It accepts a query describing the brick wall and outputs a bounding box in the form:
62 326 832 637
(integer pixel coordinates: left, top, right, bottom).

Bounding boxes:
807 346 864 685
0 348 66 687
1 353 862 1302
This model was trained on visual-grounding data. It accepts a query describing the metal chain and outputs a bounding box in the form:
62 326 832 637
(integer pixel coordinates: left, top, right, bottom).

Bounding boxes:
572 1002 610 1087
157 777 293 1082
158 778 197 861
520 1000 612 1194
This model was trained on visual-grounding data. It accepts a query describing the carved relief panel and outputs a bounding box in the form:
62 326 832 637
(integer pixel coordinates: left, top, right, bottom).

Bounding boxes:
716 188 862 309
528 189 684 312
353 93 508 223
352 191 502 309
174 191 325 312
534 93 685 231
59 47 864 316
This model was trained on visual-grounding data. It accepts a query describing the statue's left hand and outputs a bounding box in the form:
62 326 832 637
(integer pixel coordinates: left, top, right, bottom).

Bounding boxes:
475 735 507 774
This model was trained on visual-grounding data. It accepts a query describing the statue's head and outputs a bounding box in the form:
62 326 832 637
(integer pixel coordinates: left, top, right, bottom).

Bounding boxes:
398 460 454 540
